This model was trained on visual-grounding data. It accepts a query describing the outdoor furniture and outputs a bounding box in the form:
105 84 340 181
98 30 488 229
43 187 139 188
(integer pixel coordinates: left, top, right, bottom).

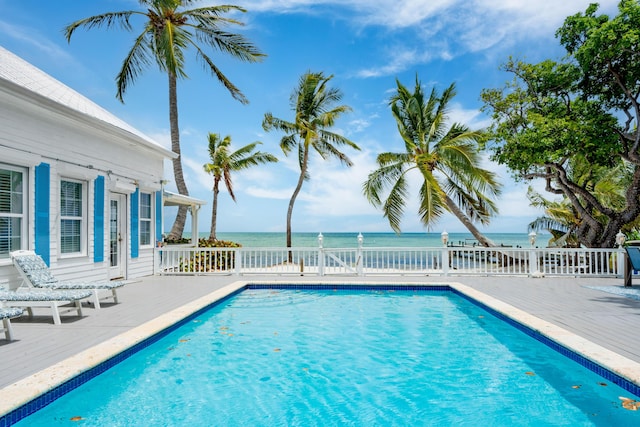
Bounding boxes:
623 246 640 286
11 250 125 309
0 288 92 325
0 306 24 340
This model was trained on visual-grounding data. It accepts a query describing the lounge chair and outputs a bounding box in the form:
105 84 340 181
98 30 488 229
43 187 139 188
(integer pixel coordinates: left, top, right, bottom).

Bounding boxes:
10 250 125 309
0 306 24 340
0 288 92 325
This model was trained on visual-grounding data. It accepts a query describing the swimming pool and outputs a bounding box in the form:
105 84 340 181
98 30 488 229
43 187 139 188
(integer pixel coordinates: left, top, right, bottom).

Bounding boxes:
3 283 640 425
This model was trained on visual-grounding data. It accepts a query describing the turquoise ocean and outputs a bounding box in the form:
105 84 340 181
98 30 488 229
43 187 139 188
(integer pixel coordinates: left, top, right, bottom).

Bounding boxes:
205 232 539 248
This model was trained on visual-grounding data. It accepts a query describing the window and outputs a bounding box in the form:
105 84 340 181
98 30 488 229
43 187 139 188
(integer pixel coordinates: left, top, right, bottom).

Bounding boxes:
0 165 26 260
60 179 86 255
139 192 152 246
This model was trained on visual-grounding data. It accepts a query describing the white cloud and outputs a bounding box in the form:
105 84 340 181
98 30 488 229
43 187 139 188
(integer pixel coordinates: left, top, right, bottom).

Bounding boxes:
0 20 76 62
239 0 619 32
182 156 211 193
347 118 371 133
237 0 620 78
356 48 432 78
245 187 292 200
146 129 172 150
277 146 381 218
448 103 492 130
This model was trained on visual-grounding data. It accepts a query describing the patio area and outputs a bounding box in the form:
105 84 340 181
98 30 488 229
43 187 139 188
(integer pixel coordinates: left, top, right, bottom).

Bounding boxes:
1 274 639 395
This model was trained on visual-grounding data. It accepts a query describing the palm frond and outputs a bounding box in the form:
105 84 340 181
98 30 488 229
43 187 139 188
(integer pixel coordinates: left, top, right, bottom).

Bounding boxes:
383 175 409 233
116 31 154 102
64 11 140 41
418 176 447 228
363 157 409 207
194 46 248 103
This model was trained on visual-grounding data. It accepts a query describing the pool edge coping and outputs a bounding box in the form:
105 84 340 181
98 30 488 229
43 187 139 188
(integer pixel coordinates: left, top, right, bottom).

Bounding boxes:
449 283 640 388
0 280 248 419
1 280 639 421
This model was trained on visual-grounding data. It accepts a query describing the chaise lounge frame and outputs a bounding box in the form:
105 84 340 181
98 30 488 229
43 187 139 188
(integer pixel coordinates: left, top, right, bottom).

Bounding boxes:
0 306 24 340
0 288 91 325
10 250 125 309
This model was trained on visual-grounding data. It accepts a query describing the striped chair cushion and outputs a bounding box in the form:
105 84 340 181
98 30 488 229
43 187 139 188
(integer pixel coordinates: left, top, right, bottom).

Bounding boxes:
14 254 124 289
37 281 125 290
0 307 24 319
13 255 57 285
0 289 92 302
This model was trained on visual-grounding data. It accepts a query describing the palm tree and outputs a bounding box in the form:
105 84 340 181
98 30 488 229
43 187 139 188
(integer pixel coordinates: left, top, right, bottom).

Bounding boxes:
203 133 278 240
528 154 635 247
527 188 581 248
363 76 501 247
262 71 360 253
64 0 265 240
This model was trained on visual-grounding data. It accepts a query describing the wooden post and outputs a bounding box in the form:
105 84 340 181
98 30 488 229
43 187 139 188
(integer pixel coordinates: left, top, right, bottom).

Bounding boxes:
624 254 632 287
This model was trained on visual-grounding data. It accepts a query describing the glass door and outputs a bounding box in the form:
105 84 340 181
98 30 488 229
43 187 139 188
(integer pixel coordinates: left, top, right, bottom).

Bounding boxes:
109 194 126 279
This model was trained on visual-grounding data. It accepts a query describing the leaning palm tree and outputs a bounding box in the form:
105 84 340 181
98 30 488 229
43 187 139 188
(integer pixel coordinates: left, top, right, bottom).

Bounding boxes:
262 71 360 254
203 133 278 240
64 0 265 240
363 76 501 247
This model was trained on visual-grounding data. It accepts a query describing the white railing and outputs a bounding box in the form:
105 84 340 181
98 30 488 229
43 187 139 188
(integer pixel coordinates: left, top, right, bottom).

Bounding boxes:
154 245 626 278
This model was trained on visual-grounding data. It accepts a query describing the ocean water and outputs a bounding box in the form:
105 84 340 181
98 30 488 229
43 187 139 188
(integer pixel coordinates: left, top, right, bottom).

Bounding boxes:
207 232 538 249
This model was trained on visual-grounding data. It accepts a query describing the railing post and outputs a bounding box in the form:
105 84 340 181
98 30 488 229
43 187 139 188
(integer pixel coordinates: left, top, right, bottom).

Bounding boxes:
234 248 241 275
357 233 364 276
318 233 324 276
529 248 538 277
442 247 449 276
153 246 160 275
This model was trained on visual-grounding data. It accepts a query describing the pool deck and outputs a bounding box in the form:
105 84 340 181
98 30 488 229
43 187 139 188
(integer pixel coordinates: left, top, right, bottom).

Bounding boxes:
1 274 640 412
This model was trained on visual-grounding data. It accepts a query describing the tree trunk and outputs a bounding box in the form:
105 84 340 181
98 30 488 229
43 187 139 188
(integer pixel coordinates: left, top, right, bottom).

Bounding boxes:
209 179 220 240
286 147 309 262
167 72 189 240
442 195 496 247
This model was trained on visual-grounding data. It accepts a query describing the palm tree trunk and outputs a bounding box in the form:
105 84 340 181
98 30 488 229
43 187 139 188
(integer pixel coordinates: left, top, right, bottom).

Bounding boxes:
209 180 219 240
286 174 305 262
167 72 190 240
286 148 309 262
442 195 496 247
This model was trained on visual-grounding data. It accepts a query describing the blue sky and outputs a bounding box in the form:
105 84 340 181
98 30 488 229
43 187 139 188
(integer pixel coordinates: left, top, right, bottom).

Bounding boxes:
0 0 621 234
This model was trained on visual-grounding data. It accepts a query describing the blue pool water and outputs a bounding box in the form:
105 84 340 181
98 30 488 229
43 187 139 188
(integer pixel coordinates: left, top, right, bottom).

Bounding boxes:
11 287 640 426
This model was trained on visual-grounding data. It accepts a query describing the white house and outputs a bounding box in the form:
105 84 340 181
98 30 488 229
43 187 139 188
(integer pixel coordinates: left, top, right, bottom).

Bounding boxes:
0 45 202 289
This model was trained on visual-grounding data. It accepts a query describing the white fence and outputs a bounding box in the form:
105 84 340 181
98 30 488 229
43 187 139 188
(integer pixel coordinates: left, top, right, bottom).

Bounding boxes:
154 245 626 278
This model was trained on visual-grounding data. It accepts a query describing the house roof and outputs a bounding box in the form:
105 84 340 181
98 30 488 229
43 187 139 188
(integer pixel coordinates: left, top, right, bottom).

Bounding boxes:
0 45 175 159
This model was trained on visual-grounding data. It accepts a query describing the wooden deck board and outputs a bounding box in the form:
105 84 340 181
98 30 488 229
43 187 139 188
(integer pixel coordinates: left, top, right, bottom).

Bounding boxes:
1 275 639 391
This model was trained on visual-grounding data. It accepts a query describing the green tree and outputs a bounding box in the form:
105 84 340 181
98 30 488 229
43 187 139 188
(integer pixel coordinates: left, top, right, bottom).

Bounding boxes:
528 155 635 247
64 0 265 240
203 133 278 240
481 0 640 247
363 76 501 247
262 72 360 253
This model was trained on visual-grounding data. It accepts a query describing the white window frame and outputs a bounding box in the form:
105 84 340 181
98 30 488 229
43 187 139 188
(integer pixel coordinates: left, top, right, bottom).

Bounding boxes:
0 163 27 263
59 178 87 257
139 191 153 247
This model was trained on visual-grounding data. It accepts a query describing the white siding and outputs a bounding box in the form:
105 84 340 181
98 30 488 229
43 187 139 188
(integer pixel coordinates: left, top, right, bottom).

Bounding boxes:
0 64 169 288
129 249 156 279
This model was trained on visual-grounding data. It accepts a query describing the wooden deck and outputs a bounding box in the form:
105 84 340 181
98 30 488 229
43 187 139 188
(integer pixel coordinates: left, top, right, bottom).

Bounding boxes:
1 274 639 391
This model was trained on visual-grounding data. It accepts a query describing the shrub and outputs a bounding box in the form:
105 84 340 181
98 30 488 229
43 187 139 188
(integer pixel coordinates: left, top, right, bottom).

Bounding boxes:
179 238 242 272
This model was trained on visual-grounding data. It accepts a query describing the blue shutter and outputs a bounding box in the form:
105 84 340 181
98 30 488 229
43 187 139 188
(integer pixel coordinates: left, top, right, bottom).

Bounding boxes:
155 191 163 244
93 176 105 262
34 163 50 265
130 188 139 258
